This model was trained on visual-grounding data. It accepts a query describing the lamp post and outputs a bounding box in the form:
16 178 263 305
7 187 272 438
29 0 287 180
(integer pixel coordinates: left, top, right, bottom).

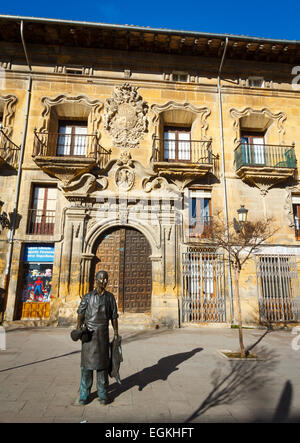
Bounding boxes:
0 202 10 323
237 205 248 224
234 205 248 233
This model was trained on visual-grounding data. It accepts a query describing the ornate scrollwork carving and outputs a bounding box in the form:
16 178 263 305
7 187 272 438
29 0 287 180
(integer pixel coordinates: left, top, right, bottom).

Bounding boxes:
60 172 108 196
39 94 103 134
151 101 211 140
230 107 287 147
115 166 135 191
104 83 148 149
0 94 18 137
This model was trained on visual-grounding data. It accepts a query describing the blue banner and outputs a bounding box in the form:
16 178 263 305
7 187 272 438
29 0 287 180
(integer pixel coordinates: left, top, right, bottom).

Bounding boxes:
23 244 55 262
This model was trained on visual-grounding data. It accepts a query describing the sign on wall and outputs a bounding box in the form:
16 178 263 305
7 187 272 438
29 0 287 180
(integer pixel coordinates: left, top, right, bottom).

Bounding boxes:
23 244 55 262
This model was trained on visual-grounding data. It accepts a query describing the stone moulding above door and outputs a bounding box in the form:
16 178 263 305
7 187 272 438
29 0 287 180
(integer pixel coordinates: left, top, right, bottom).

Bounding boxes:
104 83 148 149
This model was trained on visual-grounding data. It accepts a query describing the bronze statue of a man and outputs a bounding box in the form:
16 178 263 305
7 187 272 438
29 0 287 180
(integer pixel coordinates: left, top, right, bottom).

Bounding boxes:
76 270 118 405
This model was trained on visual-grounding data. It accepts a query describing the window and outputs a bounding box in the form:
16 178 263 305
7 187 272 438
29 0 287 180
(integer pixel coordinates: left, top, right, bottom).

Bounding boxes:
256 255 297 322
65 67 84 75
248 76 264 88
292 197 300 240
164 126 191 161
240 132 265 165
27 185 57 235
189 189 212 239
57 120 87 156
172 72 188 82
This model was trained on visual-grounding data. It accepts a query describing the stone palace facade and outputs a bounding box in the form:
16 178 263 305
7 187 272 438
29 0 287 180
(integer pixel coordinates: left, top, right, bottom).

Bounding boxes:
1 15 300 327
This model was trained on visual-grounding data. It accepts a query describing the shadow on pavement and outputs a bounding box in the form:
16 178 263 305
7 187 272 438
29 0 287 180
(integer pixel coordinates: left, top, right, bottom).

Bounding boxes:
90 347 203 403
251 379 293 423
0 350 80 372
184 330 279 423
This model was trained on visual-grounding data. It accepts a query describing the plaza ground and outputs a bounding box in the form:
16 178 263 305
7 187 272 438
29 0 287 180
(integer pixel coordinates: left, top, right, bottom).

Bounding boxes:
0 323 299 423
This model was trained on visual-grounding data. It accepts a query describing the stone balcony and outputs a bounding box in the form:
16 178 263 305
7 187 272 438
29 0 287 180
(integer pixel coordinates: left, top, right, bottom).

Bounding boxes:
234 142 297 192
152 137 218 181
32 130 111 183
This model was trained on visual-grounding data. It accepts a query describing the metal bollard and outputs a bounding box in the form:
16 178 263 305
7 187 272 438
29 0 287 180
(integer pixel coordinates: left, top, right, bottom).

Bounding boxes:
0 326 6 351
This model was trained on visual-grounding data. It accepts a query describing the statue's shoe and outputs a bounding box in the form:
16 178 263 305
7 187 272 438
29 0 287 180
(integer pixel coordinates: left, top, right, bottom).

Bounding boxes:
98 399 108 405
78 398 88 405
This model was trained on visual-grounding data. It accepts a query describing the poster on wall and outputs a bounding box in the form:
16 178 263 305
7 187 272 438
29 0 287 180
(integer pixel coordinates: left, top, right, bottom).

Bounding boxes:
21 244 54 303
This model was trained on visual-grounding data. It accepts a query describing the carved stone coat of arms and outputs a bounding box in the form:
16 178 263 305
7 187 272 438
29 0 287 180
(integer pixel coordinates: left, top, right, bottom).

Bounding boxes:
104 83 148 149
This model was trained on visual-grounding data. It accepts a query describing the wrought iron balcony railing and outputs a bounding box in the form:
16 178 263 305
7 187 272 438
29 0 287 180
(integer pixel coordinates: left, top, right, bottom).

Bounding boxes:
27 209 56 235
33 131 111 168
189 216 213 239
153 137 214 164
234 142 296 170
0 128 20 167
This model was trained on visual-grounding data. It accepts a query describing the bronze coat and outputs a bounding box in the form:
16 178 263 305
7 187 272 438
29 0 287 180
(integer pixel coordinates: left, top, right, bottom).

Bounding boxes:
77 289 118 370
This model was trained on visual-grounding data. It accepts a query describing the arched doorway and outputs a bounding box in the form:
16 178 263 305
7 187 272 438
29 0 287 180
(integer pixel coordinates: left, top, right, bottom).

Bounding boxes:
91 226 152 313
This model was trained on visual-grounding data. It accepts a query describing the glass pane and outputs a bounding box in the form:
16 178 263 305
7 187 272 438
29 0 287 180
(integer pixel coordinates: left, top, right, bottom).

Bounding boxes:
45 188 57 211
253 137 265 164
178 132 191 160
57 125 72 155
164 131 176 160
73 125 87 156
33 187 45 210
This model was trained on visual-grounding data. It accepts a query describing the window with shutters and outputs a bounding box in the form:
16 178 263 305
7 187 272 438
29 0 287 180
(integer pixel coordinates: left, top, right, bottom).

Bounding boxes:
240 131 266 165
188 189 212 239
163 126 191 162
56 120 88 156
27 185 57 235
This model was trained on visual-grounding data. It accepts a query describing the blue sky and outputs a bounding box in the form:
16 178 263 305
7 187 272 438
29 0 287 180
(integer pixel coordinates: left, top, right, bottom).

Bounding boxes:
0 0 299 41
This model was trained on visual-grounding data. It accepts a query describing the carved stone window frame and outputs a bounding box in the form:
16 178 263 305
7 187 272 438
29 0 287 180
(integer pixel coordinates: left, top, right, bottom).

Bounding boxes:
285 186 300 228
38 94 103 136
230 107 287 147
0 94 18 138
151 101 211 141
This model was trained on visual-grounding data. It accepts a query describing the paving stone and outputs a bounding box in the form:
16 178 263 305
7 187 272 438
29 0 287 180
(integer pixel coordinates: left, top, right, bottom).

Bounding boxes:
1 327 300 423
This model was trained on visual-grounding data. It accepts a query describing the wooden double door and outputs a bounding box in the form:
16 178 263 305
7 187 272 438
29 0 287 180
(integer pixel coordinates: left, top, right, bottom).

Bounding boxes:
93 227 152 313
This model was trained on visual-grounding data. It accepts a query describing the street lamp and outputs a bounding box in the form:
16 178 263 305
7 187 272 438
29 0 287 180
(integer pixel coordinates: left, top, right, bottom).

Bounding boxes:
237 205 248 224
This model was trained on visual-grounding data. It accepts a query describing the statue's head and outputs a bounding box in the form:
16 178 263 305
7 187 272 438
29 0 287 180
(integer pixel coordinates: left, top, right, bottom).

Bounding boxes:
95 270 108 293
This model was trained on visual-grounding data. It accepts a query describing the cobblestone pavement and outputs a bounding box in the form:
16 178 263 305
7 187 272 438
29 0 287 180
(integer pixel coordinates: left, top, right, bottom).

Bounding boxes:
0 324 300 423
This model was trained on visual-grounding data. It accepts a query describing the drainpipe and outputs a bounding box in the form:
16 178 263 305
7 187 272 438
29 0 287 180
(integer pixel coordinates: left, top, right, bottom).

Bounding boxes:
2 20 32 320
217 37 235 324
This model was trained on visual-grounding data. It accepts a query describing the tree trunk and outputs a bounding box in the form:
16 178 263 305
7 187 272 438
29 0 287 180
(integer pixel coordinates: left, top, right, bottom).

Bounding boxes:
234 268 246 358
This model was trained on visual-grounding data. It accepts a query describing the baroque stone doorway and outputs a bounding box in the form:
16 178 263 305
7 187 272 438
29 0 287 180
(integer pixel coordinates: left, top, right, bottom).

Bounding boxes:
91 227 152 313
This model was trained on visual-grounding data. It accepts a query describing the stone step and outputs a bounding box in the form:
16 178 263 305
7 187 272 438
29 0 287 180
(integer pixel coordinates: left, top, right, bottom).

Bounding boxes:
117 313 154 329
